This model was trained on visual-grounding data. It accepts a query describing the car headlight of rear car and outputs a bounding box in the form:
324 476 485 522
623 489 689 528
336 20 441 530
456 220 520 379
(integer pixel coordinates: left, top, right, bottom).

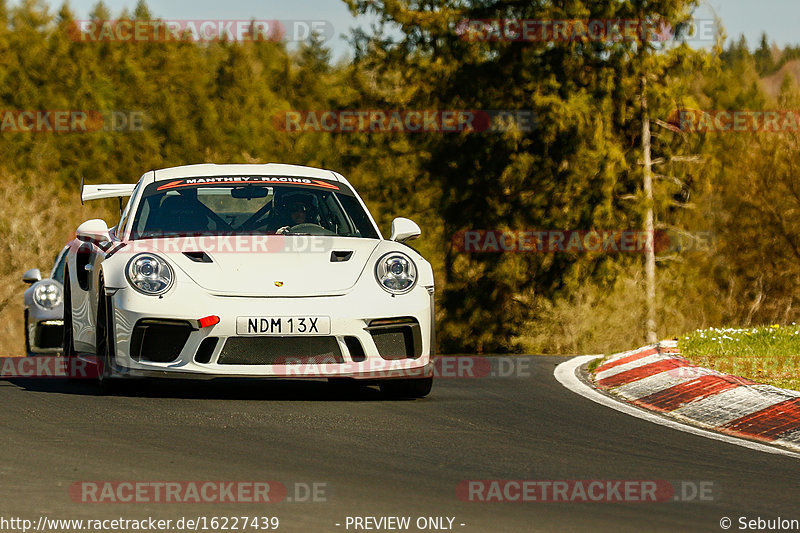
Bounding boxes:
33 282 63 310
375 252 417 294
126 254 174 295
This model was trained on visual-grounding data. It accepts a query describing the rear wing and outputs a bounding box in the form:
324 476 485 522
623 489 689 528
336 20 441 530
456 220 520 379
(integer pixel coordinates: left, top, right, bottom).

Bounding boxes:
80 177 136 204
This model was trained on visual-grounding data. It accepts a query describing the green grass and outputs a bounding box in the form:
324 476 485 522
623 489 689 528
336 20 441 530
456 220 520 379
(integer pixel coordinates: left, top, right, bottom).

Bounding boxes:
679 325 800 391
586 356 603 373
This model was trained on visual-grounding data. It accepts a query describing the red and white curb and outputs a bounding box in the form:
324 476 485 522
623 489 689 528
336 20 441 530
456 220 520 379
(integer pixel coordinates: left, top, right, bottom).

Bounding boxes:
592 341 800 453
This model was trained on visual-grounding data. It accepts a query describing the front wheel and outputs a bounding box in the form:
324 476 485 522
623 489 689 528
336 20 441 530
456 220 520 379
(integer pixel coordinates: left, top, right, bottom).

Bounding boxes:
379 377 433 399
95 280 118 393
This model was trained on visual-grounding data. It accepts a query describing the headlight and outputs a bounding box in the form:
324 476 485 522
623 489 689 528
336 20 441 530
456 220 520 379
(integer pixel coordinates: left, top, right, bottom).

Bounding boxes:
375 252 417 294
126 254 174 295
33 282 62 310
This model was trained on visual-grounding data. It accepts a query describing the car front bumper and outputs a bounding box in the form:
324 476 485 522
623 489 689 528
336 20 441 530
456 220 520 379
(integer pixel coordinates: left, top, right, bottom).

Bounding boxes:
27 311 64 354
107 282 435 380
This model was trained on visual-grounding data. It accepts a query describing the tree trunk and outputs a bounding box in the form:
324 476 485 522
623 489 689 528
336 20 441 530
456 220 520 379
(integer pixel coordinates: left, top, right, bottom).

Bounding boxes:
641 76 658 344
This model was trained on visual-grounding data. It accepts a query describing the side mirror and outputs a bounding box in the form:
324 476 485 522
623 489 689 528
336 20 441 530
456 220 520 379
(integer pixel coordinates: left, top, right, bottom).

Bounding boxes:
390 217 421 243
22 268 42 284
76 219 111 244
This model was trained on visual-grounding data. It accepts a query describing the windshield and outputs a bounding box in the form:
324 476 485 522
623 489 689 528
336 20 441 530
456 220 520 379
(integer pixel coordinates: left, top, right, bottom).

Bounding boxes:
129 177 379 239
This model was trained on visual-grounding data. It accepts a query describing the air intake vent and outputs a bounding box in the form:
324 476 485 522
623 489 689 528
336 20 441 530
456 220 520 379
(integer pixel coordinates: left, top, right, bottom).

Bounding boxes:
344 336 366 362
130 319 193 363
194 336 218 364
35 322 64 349
330 250 353 262
183 251 213 263
370 328 415 360
367 318 423 360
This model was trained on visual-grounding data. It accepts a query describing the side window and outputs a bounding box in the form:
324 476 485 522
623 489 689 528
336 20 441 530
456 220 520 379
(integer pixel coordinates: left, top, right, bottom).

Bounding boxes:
338 195 379 239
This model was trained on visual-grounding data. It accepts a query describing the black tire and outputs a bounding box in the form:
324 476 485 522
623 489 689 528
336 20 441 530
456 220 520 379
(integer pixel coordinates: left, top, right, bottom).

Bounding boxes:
24 310 34 357
62 274 78 380
95 278 118 394
379 377 433 399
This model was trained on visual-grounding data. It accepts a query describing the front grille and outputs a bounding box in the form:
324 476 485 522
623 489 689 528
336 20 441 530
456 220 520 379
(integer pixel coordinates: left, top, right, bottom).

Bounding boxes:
217 336 344 365
35 322 63 349
130 319 193 363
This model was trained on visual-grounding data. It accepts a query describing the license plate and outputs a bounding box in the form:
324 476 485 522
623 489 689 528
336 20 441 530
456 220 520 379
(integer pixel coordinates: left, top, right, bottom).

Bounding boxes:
236 316 331 335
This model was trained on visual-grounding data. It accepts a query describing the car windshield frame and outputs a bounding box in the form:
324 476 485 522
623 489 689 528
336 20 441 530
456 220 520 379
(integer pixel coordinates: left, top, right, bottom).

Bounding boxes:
128 176 380 240
50 248 68 283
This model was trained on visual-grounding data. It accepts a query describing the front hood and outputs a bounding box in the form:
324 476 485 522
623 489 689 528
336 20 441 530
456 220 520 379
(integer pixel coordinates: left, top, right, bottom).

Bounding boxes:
132 235 381 296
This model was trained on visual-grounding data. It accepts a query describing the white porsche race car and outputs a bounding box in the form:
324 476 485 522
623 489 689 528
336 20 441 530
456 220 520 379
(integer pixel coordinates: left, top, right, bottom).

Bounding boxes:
63 164 434 397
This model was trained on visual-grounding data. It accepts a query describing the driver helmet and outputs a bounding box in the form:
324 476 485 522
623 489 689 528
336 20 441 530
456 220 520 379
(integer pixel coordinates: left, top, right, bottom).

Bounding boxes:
280 192 318 225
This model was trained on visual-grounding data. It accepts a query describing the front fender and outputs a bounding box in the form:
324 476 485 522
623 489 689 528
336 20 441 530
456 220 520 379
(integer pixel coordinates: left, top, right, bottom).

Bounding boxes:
99 245 131 290
65 237 106 351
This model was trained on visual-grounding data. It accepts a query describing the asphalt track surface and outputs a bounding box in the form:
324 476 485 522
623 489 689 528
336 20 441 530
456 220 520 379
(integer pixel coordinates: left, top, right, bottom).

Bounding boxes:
1 356 799 533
